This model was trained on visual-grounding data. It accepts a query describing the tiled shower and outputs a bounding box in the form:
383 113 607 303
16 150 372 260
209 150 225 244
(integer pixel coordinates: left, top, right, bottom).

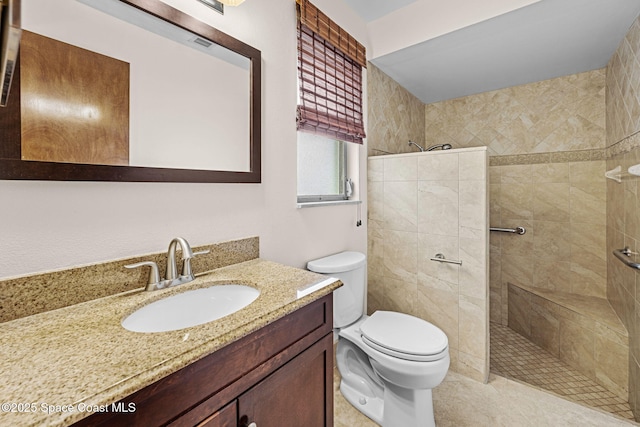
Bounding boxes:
366 13 640 421
367 148 489 383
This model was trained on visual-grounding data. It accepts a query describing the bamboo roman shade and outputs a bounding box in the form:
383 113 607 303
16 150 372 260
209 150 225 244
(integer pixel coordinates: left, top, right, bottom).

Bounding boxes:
296 0 366 144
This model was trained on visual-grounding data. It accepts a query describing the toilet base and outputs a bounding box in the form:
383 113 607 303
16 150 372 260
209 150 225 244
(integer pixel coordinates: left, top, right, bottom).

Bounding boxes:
337 331 439 427
382 383 435 427
340 379 384 425
340 379 436 427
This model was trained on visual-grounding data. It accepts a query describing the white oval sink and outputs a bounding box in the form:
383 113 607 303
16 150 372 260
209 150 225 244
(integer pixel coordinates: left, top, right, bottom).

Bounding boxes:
122 284 260 333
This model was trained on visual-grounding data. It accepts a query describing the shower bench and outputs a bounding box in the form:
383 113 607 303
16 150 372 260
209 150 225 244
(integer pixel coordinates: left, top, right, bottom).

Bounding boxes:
507 282 628 400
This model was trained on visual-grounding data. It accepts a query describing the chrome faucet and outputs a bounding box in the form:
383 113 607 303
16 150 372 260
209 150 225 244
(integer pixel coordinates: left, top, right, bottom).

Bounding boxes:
425 143 453 151
408 140 425 152
125 237 209 291
166 237 195 281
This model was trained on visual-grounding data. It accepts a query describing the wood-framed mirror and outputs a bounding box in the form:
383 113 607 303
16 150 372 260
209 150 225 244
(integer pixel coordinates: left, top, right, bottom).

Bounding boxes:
0 0 261 183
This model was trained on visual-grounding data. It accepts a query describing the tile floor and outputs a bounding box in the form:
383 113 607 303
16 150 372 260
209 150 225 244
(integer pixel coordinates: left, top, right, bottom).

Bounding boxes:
334 368 637 426
491 321 634 420
333 325 639 426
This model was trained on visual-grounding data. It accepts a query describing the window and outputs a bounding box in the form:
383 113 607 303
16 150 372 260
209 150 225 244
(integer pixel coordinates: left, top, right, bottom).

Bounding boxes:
297 133 346 202
295 0 366 204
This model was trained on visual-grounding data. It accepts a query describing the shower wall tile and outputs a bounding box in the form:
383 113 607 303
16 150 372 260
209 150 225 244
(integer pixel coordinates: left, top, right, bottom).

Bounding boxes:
383 181 417 231
559 318 596 378
570 182 607 225
417 277 459 350
418 153 459 181
417 180 459 236
570 160 606 183
457 351 487 384
459 236 488 300
489 241 503 322
368 148 489 383
367 275 384 316
491 159 607 308
489 185 502 234
507 284 532 337
459 150 487 181
606 12 640 420
367 63 425 157
368 158 384 182
530 301 560 357
459 180 487 232
367 181 384 223
532 259 572 292
606 17 640 145
424 69 605 156
459 295 487 358
533 220 572 261
532 183 570 222
368 232 384 280
499 183 534 220
501 253 534 288
384 156 417 181
531 163 569 183
596 334 630 399
382 229 417 283
384 276 417 315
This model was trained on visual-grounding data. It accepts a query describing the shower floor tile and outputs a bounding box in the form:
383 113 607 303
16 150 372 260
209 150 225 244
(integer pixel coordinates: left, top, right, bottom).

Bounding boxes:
490 321 635 421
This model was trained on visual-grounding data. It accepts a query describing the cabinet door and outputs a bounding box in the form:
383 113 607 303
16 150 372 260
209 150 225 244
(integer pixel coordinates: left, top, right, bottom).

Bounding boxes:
238 335 333 427
197 401 237 427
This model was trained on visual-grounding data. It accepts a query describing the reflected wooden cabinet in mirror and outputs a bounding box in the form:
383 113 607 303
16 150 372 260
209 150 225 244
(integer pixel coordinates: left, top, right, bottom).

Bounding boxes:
0 0 261 183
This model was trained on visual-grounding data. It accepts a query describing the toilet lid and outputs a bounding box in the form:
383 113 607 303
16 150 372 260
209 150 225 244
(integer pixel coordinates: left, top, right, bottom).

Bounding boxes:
360 311 448 362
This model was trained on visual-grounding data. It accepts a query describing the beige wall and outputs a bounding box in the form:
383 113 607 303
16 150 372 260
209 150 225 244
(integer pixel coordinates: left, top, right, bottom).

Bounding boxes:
606 14 640 419
368 148 489 383
490 159 607 322
367 63 425 157
424 70 606 155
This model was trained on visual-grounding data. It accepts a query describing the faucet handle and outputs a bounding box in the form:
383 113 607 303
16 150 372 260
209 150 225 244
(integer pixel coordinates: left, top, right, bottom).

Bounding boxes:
125 261 161 290
181 249 210 276
181 249 210 277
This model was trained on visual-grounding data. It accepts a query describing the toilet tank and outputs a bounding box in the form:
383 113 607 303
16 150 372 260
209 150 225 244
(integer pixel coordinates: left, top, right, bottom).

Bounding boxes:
307 251 366 328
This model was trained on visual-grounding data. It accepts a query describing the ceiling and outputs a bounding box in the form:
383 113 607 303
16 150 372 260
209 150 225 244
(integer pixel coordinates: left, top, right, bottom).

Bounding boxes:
342 0 640 105
341 0 417 23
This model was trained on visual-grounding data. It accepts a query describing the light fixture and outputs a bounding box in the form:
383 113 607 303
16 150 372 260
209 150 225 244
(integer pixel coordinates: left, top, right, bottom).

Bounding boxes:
198 0 245 14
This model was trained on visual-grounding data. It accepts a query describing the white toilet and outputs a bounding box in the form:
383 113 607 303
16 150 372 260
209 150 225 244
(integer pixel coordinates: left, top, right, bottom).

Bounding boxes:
307 251 450 427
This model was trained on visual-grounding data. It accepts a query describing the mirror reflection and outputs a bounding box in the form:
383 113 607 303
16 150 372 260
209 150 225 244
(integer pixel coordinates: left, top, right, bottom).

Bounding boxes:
22 0 251 172
0 0 261 182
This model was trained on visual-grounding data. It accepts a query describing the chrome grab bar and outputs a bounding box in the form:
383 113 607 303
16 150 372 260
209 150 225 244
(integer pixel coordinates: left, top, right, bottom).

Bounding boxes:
490 226 526 235
430 253 462 265
613 247 640 270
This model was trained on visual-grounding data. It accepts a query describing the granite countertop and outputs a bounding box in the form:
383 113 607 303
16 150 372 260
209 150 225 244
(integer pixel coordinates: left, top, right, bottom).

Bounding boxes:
0 259 340 427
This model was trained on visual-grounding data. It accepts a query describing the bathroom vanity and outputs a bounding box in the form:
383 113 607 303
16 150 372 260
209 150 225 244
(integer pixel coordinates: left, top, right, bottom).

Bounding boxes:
0 240 339 427
74 294 334 427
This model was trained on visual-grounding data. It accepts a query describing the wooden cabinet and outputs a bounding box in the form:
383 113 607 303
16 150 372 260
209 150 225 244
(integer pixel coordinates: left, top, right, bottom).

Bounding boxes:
74 294 334 427
197 402 237 427
237 337 329 427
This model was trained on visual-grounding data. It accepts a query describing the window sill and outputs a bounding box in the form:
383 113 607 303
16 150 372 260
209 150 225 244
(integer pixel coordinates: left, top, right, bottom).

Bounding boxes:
297 199 362 209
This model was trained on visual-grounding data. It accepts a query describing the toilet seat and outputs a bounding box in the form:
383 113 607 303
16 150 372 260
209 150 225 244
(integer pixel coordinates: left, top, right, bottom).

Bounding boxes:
360 311 448 362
